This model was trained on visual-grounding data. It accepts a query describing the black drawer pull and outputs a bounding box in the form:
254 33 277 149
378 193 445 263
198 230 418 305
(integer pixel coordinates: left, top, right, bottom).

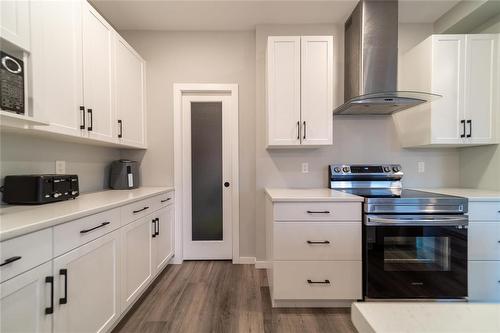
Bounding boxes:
80 106 85 129
155 218 160 236
59 269 68 304
0 256 22 267
118 119 123 138
87 109 93 131
80 222 110 234
152 219 157 238
460 120 466 138
306 240 330 245
306 210 330 214
45 276 54 315
307 279 330 284
133 206 149 214
161 198 171 203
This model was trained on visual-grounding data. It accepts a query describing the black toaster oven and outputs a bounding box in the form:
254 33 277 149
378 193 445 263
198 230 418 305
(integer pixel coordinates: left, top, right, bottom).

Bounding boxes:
2 175 79 204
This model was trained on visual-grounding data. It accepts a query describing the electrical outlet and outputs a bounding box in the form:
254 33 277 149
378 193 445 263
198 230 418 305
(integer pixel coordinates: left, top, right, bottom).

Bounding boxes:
418 161 425 173
301 162 309 174
55 160 66 174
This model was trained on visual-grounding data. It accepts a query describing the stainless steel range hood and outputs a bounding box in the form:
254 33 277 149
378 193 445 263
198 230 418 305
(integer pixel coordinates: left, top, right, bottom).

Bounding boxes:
333 0 440 115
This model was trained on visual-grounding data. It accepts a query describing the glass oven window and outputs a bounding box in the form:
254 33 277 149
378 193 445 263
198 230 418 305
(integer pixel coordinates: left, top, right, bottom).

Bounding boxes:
383 236 451 271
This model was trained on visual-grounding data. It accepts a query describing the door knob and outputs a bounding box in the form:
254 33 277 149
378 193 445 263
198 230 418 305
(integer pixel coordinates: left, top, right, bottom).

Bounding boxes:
224 182 230 187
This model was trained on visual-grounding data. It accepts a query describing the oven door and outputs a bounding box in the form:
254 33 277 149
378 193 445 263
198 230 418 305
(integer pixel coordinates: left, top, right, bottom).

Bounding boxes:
364 215 468 299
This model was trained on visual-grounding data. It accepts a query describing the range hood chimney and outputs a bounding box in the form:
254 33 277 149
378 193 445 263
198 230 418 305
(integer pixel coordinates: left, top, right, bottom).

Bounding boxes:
333 0 440 115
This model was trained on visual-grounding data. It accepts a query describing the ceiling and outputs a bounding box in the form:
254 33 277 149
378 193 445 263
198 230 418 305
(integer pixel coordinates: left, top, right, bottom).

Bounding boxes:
90 0 462 31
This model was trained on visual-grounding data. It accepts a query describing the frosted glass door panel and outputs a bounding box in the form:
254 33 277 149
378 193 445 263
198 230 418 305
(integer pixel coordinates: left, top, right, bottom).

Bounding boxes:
191 102 223 241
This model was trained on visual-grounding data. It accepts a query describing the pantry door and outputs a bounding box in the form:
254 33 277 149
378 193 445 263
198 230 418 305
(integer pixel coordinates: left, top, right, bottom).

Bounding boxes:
178 88 238 260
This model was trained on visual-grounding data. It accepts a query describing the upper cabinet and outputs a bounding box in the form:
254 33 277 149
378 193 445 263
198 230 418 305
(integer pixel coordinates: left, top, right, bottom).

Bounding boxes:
0 0 30 51
266 36 334 148
396 34 499 147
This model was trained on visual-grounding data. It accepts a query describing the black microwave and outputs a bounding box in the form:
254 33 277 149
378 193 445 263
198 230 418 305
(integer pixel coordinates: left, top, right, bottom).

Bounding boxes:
0 51 25 114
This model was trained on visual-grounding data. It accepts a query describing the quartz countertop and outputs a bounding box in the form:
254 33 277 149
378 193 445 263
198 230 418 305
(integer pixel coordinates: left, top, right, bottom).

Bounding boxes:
416 188 500 202
352 302 500 333
265 188 364 202
0 187 174 241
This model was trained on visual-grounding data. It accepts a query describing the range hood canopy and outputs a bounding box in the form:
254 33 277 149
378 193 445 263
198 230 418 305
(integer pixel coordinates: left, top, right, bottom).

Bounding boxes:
333 0 440 116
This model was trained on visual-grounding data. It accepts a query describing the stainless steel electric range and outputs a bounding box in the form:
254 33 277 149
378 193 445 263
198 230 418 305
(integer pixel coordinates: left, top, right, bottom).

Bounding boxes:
329 164 469 300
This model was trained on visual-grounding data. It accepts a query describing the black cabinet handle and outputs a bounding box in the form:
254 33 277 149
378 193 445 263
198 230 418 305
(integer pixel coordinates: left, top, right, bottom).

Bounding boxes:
155 218 160 236
467 120 472 138
80 106 85 130
80 222 110 234
152 219 157 238
297 121 300 140
118 119 123 138
87 109 93 131
303 121 306 140
161 198 171 203
306 240 330 245
133 206 149 214
306 210 330 214
45 276 54 315
224 182 230 188
307 279 330 284
59 269 68 305
460 120 466 138
0 256 22 267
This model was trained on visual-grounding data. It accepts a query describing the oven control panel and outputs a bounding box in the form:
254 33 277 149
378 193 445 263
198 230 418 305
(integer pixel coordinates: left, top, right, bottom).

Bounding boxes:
330 164 402 175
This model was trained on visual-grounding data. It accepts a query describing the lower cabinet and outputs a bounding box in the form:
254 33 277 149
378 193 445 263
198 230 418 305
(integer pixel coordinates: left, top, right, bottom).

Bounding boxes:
53 230 121 333
152 205 175 273
0 262 53 333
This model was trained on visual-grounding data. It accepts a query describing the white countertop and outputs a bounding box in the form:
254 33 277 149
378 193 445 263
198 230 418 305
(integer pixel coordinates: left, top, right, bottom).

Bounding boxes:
352 302 500 333
0 187 174 241
265 188 364 202
416 188 500 202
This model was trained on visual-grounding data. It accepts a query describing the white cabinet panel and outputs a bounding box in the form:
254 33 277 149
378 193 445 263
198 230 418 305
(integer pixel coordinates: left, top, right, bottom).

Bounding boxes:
274 201 361 221
468 201 500 221
300 36 333 146
53 230 121 333
468 261 500 302
115 37 146 147
468 222 500 261
121 216 153 309
82 3 115 142
465 34 498 144
0 262 52 333
267 36 301 147
0 0 30 50
152 205 174 274
30 0 84 137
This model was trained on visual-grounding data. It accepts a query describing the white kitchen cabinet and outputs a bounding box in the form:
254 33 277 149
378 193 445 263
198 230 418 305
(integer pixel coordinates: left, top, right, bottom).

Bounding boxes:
30 0 85 137
266 36 334 148
82 2 115 143
396 34 499 147
121 216 153 310
53 229 121 333
0 0 30 50
152 205 174 274
115 36 146 148
0 262 53 333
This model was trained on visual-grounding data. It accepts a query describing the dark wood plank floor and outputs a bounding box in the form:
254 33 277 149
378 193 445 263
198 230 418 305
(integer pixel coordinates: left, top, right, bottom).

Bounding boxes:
113 261 357 333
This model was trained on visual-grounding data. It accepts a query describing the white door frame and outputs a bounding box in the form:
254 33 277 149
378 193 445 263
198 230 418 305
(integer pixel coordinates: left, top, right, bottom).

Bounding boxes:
173 84 239 264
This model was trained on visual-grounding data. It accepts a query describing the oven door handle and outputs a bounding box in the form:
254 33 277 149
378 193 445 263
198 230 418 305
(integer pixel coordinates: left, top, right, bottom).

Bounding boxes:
366 216 468 227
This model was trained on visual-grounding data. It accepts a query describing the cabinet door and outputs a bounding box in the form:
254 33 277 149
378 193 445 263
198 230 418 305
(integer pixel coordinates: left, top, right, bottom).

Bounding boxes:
267 36 301 147
115 37 146 147
431 35 466 144
0 262 52 333
30 0 85 137
465 34 498 144
300 36 333 146
53 230 121 333
121 216 153 310
153 205 174 274
0 0 30 50
82 3 115 142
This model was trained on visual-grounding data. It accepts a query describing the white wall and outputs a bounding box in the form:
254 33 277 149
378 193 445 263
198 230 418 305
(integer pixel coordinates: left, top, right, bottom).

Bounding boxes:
119 31 257 257
0 132 121 195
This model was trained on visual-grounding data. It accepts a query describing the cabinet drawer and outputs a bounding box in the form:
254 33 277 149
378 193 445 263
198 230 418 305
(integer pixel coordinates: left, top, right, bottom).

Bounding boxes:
468 202 500 221
274 202 361 221
273 261 362 300
121 197 157 225
0 229 52 283
468 261 500 302
274 223 361 260
53 208 121 257
157 191 174 209
469 222 500 260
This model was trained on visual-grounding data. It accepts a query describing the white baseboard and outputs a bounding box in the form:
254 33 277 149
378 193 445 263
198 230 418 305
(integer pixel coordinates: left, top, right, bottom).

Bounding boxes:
237 256 256 264
255 260 271 269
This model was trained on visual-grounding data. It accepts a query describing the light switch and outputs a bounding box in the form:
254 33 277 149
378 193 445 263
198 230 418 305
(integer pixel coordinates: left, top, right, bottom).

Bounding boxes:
301 162 309 174
55 160 66 174
418 161 425 173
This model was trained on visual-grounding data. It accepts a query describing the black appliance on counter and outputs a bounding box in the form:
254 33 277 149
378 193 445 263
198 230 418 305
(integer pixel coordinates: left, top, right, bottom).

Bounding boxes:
2 174 79 204
109 160 139 190
329 164 468 300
